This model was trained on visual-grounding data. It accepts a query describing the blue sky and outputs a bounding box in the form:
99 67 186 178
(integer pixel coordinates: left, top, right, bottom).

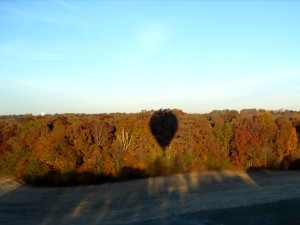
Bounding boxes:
0 1 300 115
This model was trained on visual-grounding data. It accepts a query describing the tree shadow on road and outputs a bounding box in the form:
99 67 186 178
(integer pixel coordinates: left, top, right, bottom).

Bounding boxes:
0 170 278 225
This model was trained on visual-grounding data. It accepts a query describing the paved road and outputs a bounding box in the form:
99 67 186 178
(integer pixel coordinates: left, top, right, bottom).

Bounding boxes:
1 171 300 225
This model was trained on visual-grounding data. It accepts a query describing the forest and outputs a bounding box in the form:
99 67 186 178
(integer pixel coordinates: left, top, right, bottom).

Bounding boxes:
0 108 300 186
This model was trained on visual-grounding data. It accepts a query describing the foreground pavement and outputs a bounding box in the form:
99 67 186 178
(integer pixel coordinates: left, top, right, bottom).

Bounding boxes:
1 170 300 225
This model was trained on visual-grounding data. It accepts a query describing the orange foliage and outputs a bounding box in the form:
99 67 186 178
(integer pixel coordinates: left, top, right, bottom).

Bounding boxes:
0 109 300 185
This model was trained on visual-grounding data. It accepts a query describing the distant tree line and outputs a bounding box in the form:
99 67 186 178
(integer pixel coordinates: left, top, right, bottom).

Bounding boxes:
0 109 299 186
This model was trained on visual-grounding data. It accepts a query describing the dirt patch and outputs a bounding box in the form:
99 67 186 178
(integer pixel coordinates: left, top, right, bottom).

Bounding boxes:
1 170 300 224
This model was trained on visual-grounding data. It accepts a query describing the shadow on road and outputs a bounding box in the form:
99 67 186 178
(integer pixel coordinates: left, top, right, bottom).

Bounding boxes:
1 170 289 225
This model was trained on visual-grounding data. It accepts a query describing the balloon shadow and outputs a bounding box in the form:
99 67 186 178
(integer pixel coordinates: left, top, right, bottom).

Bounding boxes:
149 109 178 150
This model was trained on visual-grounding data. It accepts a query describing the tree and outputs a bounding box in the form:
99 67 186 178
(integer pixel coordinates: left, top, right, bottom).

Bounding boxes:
110 119 135 173
231 115 260 168
276 118 298 162
255 112 277 168
171 114 215 169
32 122 77 174
92 121 114 151
20 120 49 151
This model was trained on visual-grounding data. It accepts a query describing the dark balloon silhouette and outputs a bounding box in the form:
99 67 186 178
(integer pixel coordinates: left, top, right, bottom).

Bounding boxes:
149 109 178 149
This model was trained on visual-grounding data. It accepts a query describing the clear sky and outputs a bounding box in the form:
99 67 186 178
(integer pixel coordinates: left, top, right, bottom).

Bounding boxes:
0 0 300 115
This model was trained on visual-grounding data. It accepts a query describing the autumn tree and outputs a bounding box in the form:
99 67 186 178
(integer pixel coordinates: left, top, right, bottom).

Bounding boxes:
212 120 233 162
275 118 298 165
129 113 158 169
0 124 19 152
93 121 114 150
255 112 278 168
231 115 260 168
32 120 77 174
65 121 98 173
20 120 49 151
110 119 135 173
171 114 216 169
1 109 300 185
